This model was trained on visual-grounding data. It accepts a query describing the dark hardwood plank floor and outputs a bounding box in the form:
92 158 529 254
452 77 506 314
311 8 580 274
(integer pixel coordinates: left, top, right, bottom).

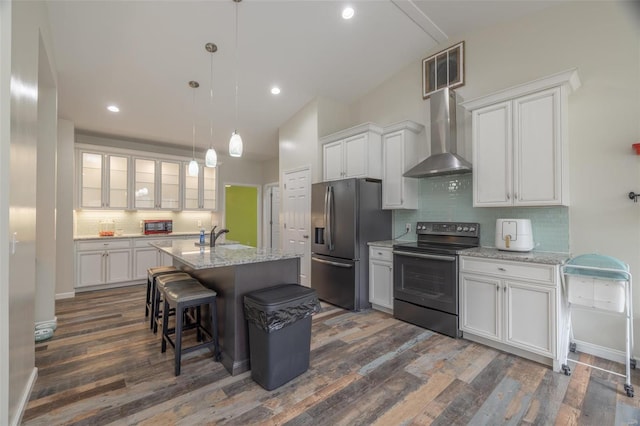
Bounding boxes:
23 285 640 425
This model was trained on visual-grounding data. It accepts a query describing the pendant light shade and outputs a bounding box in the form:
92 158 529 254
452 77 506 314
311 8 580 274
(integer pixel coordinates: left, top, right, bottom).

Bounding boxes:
188 160 199 176
229 131 243 157
188 80 200 177
229 0 243 158
205 148 218 167
205 42 218 168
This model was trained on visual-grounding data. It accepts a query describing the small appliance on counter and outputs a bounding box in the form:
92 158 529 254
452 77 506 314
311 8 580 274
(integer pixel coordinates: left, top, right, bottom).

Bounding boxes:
99 219 115 237
495 218 534 252
143 219 173 235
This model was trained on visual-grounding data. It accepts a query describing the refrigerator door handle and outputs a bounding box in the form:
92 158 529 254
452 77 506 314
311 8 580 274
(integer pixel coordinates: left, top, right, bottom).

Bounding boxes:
323 185 329 247
312 256 353 268
327 185 334 251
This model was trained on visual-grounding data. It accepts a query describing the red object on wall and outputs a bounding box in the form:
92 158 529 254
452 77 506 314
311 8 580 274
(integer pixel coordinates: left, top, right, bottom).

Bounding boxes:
633 143 640 155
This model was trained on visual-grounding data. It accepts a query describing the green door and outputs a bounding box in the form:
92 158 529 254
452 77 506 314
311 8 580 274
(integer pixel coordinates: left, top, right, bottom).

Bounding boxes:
225 185 258 247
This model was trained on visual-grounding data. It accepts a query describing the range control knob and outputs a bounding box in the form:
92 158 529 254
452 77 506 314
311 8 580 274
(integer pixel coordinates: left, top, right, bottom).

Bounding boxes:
463 227 469 232
469 227 476 232
457 226 463 231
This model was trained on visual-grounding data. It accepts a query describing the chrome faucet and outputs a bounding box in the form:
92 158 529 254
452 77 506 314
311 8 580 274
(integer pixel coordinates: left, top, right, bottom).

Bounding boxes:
210 226 230 247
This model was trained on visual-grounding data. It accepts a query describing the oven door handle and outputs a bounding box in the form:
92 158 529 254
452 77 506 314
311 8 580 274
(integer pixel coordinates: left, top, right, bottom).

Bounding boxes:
393 251 456 262
312 257 353 268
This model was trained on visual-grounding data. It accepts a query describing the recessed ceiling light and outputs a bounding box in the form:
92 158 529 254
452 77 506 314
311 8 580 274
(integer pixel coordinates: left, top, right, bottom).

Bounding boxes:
271 87 281 95
107 105 120 113
342 7 354 20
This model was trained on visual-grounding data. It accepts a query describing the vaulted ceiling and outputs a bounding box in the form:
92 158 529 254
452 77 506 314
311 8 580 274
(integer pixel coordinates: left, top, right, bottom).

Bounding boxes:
46 0 562 161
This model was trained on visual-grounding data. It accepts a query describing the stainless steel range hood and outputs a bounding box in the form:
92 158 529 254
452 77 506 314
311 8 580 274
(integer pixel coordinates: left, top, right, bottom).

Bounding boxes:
403 88 471 178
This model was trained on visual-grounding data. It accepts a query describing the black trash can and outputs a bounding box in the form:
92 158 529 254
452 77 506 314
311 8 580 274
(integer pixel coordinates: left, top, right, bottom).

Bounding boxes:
244 284 321 390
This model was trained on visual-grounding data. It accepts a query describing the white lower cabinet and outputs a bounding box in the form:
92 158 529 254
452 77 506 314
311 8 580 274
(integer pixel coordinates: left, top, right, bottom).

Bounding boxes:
76 240 132 288
132 238 176 280
76 235 192 290
368 246 393 313
460 256 563 371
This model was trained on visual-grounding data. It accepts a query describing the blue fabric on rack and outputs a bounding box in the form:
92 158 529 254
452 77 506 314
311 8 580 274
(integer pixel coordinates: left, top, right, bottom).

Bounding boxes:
564 253 629 280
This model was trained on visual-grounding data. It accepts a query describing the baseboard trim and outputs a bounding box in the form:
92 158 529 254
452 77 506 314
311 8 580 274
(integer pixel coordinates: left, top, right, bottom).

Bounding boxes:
12 367 37 426
571 339 634 364
55 291 75 300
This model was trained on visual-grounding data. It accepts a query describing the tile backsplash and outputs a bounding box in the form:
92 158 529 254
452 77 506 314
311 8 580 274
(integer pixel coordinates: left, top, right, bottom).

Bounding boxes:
75 210 219 237
393 174 569 253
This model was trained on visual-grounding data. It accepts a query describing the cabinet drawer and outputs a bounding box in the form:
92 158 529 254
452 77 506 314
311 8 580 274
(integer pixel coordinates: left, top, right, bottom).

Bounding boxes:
369 246 392 262
460 257 556 285
77 239 131 251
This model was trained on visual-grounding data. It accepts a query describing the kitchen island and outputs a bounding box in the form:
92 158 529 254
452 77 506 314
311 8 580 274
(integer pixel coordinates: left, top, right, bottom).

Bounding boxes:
151 239 301 375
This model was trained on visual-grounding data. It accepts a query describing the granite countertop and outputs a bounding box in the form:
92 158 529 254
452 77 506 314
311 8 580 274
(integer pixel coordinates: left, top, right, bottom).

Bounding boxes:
150 239 301 270
74 232 199 241
459 247 570 265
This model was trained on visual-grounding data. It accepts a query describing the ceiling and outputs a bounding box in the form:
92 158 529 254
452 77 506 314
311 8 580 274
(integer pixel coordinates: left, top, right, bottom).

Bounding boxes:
46 0 562 161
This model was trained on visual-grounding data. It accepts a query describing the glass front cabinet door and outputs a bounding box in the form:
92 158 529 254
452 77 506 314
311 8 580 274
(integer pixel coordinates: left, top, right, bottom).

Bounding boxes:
78 151 130 209
159 161 181 210
183 163 217 210
134 158 157 209
133 158 182 210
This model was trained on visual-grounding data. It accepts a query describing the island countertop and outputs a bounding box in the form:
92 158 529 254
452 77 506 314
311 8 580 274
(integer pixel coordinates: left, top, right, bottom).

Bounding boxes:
150 239 301 270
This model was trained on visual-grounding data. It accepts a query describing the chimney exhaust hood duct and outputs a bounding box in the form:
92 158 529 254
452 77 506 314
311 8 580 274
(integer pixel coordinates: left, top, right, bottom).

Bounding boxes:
403 87 471 178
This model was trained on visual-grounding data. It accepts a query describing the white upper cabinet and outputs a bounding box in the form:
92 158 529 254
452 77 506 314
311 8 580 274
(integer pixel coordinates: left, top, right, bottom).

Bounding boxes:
133 158 156 209
183 163 217 210
320 123 383 181
78 151 130 209
76 143 216 211
381 121 424 210
134 158 182 210
463 69 580 207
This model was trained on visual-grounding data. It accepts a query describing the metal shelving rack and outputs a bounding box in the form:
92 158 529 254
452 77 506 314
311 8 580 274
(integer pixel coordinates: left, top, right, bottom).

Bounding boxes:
560 254 635 397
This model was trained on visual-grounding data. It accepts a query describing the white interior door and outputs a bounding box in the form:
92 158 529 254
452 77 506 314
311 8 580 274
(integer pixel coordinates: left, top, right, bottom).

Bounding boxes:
282 168 311 287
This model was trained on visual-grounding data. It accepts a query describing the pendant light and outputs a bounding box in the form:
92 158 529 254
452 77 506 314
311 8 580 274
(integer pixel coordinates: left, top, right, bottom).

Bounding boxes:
205 42 218 168
188 80 200 177
229 0 243 158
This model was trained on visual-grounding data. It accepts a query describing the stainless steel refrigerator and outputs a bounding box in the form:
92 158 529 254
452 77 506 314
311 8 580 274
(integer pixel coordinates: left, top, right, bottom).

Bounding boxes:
311 178 391 311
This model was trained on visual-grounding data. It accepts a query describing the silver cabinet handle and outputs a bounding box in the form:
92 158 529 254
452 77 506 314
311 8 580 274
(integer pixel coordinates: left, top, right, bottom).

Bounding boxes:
497 284 500 292
506 193 510 200
504 286 507 292
303 235 309 239
498 267 506 272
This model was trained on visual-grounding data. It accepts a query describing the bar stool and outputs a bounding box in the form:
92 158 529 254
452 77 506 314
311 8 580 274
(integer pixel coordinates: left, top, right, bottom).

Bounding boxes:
146 266 178 319
161 281 221 376
152 272 194 333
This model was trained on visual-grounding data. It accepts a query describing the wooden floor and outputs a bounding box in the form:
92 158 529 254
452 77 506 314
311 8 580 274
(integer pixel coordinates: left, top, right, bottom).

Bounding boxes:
23 285 640 425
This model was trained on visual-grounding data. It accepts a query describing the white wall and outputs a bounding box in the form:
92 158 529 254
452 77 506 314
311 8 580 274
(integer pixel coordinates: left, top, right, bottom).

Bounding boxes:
35 33 57 324
0 1 12 422
349 2 640 353
56 119 75 298
317 97 351 139
262 157 278 184
279 98 319 182
2 1 58 424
